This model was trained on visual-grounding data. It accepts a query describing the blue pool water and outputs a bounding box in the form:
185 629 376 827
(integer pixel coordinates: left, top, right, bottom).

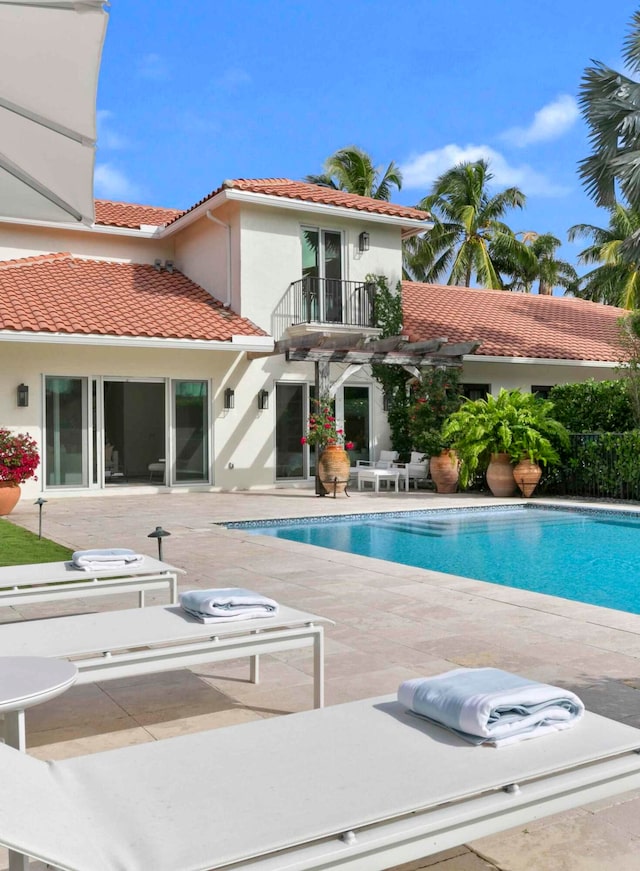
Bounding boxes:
230 506 640 614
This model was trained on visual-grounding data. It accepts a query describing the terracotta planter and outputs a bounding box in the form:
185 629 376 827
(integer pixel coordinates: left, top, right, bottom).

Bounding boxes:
429 450 459 494
0 481 21 516
513 458 543 498
485 452 516 497
317 446 351 496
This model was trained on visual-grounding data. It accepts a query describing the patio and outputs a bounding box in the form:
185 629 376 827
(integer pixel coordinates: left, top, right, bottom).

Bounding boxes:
3 487 640 870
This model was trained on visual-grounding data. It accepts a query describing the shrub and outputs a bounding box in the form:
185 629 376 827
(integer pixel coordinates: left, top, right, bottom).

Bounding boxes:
548 380 634 433
0 428 40 484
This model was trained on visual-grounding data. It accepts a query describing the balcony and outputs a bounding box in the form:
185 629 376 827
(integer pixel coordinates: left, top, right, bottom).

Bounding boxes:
290 276 376 329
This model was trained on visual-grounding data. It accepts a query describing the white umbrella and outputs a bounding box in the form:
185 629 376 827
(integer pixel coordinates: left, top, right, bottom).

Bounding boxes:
0 0 109 224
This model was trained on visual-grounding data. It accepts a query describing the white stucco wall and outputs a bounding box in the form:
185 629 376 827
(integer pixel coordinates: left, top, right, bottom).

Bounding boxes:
0 340 284 499
460 358 620 393
238 204 403 337
0 221 173 264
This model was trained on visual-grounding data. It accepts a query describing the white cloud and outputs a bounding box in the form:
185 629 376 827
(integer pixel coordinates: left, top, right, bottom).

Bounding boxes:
501 95 579 146
94 163 141 200
137 53 170 81
214 67 251 89
400 144 570 197
96 110 129 150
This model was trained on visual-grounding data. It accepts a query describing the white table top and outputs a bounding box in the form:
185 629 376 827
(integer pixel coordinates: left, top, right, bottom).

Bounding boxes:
0 656 78 713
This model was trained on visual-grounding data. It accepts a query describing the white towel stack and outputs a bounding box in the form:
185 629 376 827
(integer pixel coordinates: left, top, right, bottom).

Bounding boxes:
399 667 585 747
71 548 145 572
179 588 279 623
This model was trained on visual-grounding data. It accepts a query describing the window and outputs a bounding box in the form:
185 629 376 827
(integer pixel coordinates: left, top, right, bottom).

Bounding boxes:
461 383 490 401
531 385 554 399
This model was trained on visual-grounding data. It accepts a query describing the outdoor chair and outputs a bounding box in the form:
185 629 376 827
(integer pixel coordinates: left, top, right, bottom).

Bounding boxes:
393 451 429 490
2 693 640 871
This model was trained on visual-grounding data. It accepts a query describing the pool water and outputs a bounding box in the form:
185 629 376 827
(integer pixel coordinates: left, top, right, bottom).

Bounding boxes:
236 507 640 614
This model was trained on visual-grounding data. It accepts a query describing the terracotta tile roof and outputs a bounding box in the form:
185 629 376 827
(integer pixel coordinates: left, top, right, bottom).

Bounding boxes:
171 178 431 225
0 253 266 342
94 200 184 229
402 282 626 363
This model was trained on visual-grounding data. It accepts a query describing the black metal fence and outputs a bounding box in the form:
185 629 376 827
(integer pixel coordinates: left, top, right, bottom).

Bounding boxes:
541 432 640 501
290 277 376 327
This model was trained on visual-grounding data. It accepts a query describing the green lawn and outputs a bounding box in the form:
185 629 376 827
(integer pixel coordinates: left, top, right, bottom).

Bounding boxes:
0 518 73 566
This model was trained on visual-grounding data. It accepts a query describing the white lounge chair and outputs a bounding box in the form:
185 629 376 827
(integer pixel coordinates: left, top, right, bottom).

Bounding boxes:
0 604 330 739
0 555 181 609
2 694 640 871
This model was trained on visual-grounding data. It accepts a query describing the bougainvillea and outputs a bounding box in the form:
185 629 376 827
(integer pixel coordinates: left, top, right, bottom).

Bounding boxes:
300 398 354 451
0 428 40 484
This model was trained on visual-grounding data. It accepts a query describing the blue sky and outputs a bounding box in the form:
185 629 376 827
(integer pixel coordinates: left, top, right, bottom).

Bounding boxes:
95 1 640 272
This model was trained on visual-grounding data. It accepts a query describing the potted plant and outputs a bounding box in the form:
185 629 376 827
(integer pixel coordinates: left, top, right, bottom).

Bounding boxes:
509 397 570 497
441 389 568 497
407 368 462 493
301 398 354 496
0 427 40 515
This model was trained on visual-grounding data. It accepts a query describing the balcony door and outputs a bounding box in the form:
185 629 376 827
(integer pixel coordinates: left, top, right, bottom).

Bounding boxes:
301 227 343 322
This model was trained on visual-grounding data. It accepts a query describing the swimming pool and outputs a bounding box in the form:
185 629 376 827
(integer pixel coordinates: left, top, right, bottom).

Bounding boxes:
229 506 640 614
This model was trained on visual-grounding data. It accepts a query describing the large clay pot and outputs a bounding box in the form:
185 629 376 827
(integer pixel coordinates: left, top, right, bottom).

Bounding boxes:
429 450 459 494
317 445 351 496
513 458 542 498
0 481 20 516
486 452 516 497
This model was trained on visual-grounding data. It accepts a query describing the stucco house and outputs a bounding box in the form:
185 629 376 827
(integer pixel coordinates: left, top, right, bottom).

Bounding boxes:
0 178 627 499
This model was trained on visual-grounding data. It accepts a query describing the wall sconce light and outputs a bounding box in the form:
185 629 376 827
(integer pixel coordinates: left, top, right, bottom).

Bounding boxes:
17 383 29 407
258 389 269 410
358 231 370 253
383 391 391 412
224 388 235 410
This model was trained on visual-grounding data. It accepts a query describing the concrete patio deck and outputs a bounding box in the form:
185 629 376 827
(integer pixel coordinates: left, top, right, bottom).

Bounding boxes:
3 486 640 870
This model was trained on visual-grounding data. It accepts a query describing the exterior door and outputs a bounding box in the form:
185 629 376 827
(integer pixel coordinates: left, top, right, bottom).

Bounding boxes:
172 380 209 484
301 227 343 323
276 383 306 479
44 376 89 487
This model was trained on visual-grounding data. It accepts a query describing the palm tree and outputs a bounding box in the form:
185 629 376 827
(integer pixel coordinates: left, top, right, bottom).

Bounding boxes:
579 11 640 259
491 232 579 295
404 160 525 288
568 204 640 307
305 146 402 201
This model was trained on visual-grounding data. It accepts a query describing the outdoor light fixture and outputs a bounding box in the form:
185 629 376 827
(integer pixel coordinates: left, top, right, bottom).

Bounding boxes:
358 231 370 253
224 388 235 410
17 383 29 407
148 525 171 561
383 391 391 411
258 389 269 410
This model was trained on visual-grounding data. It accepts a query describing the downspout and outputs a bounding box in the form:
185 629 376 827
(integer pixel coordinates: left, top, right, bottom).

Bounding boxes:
205 210 232 307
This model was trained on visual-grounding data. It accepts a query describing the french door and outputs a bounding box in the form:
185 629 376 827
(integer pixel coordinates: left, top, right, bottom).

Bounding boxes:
44 376 210 489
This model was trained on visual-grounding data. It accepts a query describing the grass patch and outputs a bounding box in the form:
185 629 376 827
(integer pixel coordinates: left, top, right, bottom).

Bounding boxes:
0 518 73 566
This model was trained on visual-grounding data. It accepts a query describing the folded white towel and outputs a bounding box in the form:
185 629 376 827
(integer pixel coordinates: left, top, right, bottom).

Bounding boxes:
71 549 145 572
179 588 279 623
398 667 585 747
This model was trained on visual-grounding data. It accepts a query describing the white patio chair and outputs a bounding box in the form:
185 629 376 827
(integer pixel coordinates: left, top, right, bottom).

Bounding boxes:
393 451 429 490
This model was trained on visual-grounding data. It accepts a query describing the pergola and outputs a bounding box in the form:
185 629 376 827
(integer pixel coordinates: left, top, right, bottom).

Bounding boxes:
254 331 482 397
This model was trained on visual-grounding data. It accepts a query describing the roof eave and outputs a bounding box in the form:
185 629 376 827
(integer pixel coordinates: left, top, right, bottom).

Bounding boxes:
0 330 274 352
158 189 432 237
464 353 619 368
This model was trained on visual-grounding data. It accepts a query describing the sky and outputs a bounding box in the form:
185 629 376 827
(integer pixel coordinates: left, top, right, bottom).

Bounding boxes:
95 1 640 275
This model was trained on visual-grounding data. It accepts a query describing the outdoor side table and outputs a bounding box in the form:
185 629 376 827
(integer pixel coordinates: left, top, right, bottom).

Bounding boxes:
0 656 78 751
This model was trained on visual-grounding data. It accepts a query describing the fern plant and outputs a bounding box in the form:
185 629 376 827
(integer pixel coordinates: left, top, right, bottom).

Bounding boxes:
442 389 569 488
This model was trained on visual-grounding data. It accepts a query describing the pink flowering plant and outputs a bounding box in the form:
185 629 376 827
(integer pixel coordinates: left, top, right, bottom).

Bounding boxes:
300 398 354 451
0 427 40 484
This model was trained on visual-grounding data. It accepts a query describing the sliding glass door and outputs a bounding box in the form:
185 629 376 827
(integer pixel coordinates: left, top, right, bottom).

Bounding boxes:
173 380 209 483
45 376 88 487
